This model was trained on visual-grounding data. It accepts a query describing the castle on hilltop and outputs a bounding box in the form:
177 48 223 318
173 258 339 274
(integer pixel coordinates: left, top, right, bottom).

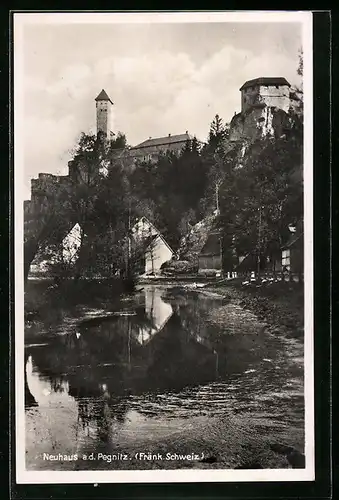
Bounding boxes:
229 76 297 143
95 77 296 160
25 77 296 217
94 88 194 166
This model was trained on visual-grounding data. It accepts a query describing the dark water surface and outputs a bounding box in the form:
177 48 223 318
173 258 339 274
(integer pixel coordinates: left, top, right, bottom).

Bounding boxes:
25 284 304 470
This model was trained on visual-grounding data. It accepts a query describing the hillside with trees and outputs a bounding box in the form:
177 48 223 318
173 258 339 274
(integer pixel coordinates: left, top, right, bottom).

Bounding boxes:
28 54 303 282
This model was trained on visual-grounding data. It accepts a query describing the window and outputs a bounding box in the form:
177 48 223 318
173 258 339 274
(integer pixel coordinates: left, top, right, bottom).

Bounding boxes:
282 249 290 269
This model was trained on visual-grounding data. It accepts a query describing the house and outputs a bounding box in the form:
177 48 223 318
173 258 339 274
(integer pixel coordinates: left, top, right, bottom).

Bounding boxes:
110 132 193 170
198 231 222 276
61 223 83 264
28 222 84 278
131 217 174 275
281 232 304 281
128 132 192 164
234 225 303 281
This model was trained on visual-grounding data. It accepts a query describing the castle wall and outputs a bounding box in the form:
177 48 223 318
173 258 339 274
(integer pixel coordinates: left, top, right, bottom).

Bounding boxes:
241 84 290 113
30 173 71 215
241 85 260 112
258 84 290 112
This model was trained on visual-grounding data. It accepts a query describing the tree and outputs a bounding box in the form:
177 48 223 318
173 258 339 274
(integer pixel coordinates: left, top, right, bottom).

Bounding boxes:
297 48 303 79
178 208 197 238
110 131 128 150
208 114 228 149
225 131 303 268
25 131 133 282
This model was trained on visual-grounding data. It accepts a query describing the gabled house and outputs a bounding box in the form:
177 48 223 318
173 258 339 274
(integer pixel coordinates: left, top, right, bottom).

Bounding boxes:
61 223 83 264
233 224 304 281
131 217 174 275
29 221 84 277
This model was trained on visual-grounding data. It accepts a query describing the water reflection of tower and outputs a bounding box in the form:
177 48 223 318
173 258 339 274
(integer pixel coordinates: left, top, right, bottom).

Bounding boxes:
77 398 91 437
73 383 131 442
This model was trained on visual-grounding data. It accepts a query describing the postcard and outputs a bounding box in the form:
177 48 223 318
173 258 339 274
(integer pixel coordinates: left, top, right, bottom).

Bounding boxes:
14 10 314 484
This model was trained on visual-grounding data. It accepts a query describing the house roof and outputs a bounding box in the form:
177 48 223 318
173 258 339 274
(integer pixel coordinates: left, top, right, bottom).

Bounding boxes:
239 77 291 91
198 231 221 257
289 90 302 101
111 147 129 158
235 252 257 271
132 133 191 150
95 89 113 105
148 233 174 255
132 216 157 233
282 232 303 250
132 216 174 255
141 233 158 250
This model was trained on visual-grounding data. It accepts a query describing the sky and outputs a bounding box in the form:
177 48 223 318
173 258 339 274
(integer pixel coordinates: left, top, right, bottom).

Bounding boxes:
18 16 303 200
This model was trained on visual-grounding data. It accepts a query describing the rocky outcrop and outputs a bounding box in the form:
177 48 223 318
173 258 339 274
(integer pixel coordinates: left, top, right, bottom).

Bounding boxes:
177 213 220 262
229 105 292 144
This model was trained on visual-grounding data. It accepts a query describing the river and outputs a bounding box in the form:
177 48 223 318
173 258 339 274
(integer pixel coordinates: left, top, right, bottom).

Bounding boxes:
24 283 304 470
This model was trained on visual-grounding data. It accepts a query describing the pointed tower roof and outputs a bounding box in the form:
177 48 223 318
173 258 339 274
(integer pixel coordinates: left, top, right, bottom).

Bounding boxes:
95 89 113 105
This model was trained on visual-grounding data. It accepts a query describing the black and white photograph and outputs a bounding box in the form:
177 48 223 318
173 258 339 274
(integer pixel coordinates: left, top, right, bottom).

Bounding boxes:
14 11 314 484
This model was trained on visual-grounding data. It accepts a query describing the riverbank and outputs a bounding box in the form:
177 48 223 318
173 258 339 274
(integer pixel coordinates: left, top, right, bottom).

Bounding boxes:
24 278 127 320
203 278 304 339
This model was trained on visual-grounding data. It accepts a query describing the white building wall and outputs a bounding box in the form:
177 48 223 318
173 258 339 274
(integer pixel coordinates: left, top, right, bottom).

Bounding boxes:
62 223 82 264
258 85 290 112
145 236 173 273
241 84 290 113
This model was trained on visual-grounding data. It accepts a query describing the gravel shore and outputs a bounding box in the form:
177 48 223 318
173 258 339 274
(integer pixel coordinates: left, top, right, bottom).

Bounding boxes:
203 279 304 340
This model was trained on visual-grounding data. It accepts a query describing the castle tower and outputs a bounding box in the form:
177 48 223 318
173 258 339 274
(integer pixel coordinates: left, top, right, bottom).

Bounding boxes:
239 77 291 113
95 89 114 139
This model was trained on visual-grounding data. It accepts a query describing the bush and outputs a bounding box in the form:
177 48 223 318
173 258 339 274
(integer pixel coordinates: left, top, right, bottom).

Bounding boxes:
161 259 197 275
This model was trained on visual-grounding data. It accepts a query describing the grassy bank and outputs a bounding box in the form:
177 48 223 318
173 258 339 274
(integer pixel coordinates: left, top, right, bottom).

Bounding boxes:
205 278 304 338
